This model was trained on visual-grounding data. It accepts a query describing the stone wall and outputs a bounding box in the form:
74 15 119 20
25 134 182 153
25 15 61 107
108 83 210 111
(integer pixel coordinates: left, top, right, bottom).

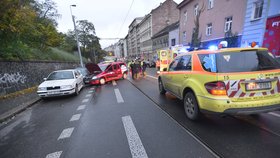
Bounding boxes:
0 61 80 96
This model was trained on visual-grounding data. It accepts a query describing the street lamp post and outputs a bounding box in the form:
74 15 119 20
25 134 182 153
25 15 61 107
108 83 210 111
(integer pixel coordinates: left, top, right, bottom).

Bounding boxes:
70 5 84 67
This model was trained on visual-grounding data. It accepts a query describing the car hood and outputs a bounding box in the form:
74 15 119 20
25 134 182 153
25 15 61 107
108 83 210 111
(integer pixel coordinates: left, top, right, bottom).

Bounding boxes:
39 79 76 87
85 63 102 74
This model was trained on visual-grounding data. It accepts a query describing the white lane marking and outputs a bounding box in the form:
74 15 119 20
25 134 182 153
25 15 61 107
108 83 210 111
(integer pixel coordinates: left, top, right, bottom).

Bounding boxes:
58 127 74 140
122 116 148 158
269 112 280 118
88 90 94 93
90 87 95 90
114 89 124 103
77 105 86 111
85 94 91 97
82 99 89 103
112 80 117 86
46 151 62 158
147 75 157 80
70 114 81 122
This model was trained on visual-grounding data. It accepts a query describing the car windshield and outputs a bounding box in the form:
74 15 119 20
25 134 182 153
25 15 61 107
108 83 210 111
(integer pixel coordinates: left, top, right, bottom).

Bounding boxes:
199 50 280 73
75 68 89 76
98 64 109 71
47 71 74 80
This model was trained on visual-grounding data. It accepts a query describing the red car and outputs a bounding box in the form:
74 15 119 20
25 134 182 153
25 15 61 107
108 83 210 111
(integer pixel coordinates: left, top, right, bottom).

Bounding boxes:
86 62 128 85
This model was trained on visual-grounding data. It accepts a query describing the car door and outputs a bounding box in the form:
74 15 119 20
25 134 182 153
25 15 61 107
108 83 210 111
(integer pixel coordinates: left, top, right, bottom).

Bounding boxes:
161 57 180 93
170 55 192 98
113 64 122 79
105 65 115 81
74 70 83 89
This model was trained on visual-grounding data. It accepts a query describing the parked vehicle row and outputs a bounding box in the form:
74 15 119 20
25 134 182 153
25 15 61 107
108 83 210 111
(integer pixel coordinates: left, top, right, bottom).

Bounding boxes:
37 61 128 98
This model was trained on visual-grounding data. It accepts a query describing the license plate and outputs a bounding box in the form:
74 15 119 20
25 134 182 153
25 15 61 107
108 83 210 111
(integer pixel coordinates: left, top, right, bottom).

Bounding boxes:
48 91 59 95
245 82 271 91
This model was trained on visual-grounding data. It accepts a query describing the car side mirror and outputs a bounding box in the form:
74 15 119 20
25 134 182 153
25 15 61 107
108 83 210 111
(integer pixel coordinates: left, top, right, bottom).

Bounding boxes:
163 68 167 71
44 78 47 81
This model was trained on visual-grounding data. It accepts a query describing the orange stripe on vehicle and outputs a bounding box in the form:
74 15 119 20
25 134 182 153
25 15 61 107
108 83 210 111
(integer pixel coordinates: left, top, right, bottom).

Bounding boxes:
192 54 204 71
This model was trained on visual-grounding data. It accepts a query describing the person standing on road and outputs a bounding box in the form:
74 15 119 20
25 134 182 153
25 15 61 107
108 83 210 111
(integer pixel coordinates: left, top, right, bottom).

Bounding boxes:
134 59 140 79
141 60 147 77
130 60 135 79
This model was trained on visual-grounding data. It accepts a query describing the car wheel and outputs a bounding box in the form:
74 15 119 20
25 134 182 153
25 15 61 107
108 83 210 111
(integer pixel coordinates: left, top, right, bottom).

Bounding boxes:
122 73 127 79
158 79 166 94
184 92 199 120
75 85 79 96
100 78 106 85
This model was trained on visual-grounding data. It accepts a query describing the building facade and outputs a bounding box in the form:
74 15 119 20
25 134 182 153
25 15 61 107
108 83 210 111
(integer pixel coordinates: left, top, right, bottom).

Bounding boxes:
138 14 153 59
127 17 144 57
241 0 280 56
178 0 247 48
151 0 180 37
152 21 180 51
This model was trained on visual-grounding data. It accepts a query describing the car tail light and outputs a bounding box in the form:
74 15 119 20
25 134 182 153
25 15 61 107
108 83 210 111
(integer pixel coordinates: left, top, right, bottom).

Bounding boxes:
205 81 227 95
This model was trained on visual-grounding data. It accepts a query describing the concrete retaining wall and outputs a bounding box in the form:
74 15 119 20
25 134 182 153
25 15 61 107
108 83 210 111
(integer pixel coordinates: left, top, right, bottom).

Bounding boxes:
0 61 80 96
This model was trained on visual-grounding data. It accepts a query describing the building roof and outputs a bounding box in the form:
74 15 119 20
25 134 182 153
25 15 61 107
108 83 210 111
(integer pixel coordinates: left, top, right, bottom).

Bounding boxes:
177 0 192 9
151 0 178 13
151 21 179 39
128 17 144 28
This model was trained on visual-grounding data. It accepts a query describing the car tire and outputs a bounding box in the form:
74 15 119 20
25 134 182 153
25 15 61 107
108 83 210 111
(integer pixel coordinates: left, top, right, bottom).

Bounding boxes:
122 73 127 79
75 85 79 96
100 78 106 85
184 92 199 120
158 79 166 94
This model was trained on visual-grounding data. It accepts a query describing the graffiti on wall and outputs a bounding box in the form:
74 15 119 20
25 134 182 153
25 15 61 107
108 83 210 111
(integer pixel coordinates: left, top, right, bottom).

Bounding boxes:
0 72 27 84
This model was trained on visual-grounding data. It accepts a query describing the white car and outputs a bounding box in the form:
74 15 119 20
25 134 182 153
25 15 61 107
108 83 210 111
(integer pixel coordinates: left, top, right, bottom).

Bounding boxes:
37 69 84 98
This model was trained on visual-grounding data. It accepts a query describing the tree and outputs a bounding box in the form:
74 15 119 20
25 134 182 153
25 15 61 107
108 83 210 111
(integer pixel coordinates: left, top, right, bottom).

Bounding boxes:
0 0 63 60
76 20 100 62
191 3 205 48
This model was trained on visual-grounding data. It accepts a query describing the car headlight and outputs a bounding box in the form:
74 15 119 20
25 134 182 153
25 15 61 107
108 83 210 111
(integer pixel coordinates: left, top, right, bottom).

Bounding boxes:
38 87 47 91
92 76 98 80
61 85 73 89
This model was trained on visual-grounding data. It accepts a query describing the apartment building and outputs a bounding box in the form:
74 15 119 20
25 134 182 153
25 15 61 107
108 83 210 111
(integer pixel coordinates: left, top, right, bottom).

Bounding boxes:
241 0 280 56
178 0 247 48
127 17 144 57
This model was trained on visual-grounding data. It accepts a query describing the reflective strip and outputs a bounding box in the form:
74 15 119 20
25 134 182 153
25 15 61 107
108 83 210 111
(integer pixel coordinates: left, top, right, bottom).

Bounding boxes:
225 76 280 98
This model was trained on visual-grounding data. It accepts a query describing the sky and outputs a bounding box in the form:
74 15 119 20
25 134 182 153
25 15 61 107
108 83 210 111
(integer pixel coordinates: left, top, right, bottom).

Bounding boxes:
54 0 183 49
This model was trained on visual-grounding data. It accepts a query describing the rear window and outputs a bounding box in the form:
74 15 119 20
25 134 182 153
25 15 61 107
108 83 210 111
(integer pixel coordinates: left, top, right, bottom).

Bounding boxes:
198 50 280 73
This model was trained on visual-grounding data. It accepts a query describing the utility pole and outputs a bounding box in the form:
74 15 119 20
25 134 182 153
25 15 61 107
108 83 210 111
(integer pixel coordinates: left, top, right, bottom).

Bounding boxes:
70 5 84 67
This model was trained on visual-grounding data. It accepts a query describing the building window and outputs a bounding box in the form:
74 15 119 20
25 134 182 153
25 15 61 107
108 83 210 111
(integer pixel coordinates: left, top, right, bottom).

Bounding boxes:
194 4 199 16
171 39 176 46
208 0 214 9
251 0 263 20
184 11 188 25
224 16 232 32
183 31 187 43
206 23 212 36
183 31 187 38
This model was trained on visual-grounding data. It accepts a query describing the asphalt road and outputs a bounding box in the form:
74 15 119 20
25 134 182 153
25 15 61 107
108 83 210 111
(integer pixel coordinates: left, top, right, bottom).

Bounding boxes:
1 68 280 158
0 71 215 158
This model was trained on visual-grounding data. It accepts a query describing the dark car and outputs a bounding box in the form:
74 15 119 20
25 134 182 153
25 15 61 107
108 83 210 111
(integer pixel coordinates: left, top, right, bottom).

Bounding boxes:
86 62 128 85
75 67 94 84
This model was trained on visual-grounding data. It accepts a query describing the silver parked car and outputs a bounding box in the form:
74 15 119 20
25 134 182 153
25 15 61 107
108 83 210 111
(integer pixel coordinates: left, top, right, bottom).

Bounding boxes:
37 69 84 98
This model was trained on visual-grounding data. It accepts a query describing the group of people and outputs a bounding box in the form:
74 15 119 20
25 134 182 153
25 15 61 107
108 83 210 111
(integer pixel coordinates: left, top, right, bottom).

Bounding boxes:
128 59 147 80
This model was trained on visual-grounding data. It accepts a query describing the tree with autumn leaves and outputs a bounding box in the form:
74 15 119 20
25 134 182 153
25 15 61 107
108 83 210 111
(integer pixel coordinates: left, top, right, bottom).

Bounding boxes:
0 0 104 62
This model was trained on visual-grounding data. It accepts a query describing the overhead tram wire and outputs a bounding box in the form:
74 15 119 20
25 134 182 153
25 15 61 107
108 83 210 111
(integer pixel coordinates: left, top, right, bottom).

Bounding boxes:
116 0 135 38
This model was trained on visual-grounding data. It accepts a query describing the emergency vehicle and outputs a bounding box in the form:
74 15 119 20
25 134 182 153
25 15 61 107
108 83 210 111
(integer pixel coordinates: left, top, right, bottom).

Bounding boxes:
158 42 280 120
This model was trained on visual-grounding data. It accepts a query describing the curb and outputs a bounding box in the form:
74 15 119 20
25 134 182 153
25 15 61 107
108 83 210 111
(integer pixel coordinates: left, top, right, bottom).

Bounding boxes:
0 97 41 123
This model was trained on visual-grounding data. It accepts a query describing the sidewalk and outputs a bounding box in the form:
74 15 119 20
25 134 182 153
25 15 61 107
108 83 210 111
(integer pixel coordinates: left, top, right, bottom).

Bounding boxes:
0 90 41 122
